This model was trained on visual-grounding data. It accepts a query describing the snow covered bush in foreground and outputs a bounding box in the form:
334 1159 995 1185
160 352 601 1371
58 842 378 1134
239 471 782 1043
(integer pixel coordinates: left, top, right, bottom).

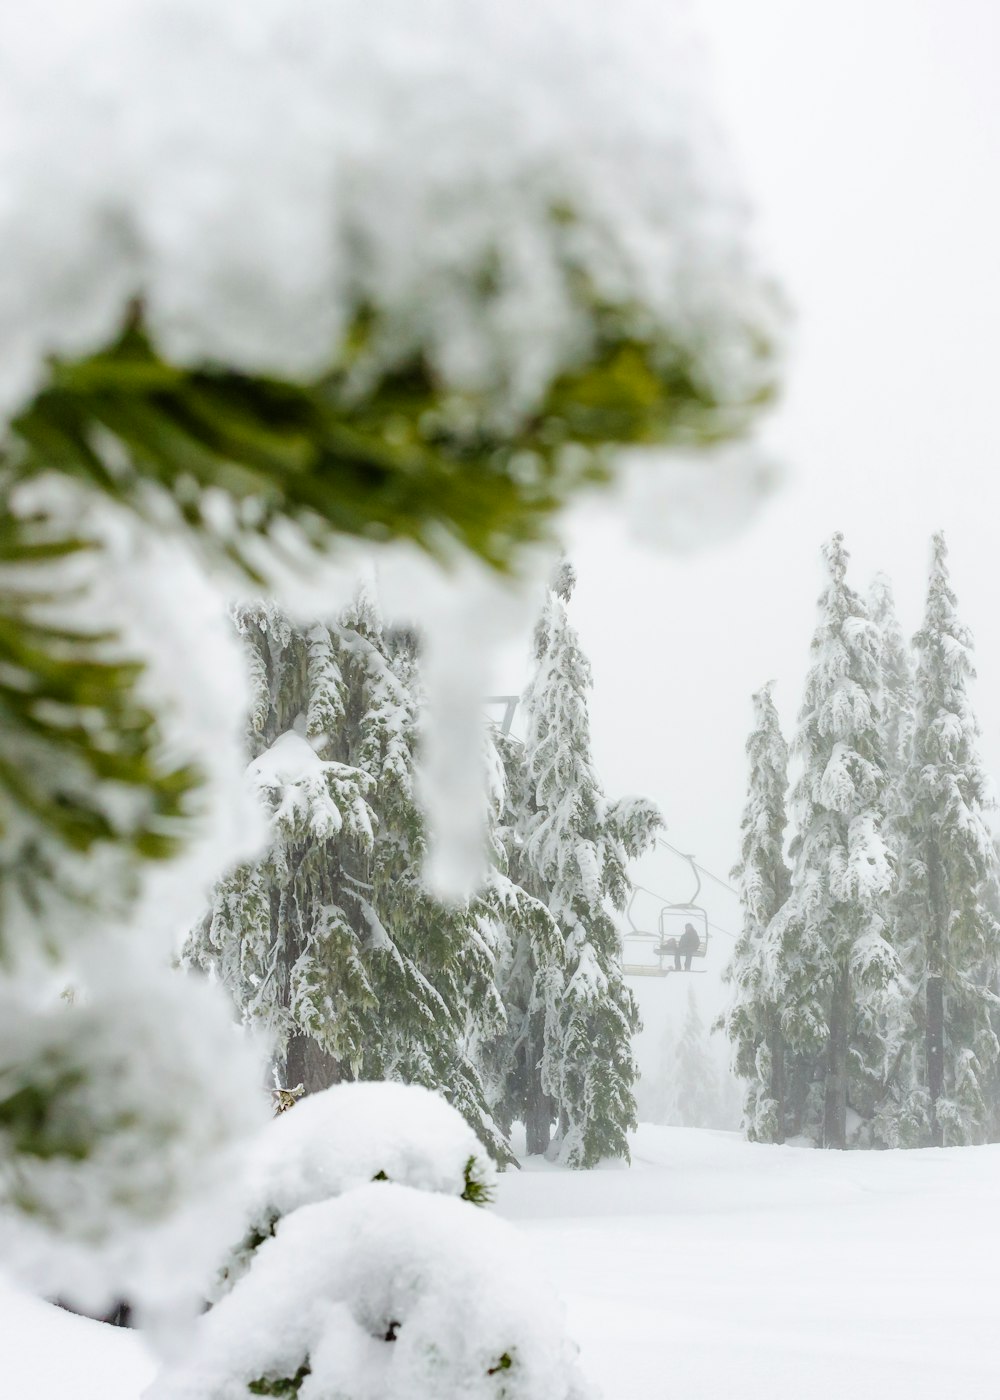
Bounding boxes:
151 1083 589 1400
214 1082 495 1297
151 1186 592 1400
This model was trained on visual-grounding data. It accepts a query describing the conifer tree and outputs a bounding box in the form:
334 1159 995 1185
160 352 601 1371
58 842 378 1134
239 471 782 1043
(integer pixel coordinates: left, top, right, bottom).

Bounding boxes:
884 534 1000 1146
769 534 897 1148
481 728 568 1156
675 988 721 1129
189 596 512 1161
509 562 661 1166
722 682 792 1141
868 573 915 776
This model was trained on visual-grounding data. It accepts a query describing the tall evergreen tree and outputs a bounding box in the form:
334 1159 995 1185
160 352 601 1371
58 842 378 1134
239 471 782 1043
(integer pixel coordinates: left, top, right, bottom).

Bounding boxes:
769 534 897 1148
483 728 569 1157
868 573 915 776
722 682 792 1141
884 533 1000 1146
189 596 512 1161
508 562 661 1166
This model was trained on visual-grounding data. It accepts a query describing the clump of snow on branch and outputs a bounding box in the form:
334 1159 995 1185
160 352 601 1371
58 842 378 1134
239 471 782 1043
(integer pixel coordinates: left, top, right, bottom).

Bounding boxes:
0 482 269 1315
3 480 266 955
0 961 268 1318
0 0 775 430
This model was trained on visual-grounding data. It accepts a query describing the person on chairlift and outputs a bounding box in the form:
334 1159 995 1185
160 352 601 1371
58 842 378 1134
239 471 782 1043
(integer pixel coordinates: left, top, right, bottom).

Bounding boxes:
677 921 700 971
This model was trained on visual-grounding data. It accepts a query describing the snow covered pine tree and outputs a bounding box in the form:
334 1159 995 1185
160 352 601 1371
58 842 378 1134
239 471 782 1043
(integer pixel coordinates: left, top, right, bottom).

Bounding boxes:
882 534 1000 1146
477 726 568 1158
768 535 897 1148
722 681 792 1142
868 572 915 781
504 562 662 1166
190 594 511 1162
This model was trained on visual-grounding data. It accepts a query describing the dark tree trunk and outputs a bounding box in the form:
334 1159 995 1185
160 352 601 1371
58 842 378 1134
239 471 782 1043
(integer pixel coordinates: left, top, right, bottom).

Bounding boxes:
824 964 849 1149
787 1057 809 1138
284 1033 343 1095
524 1025 552 1156
926 843 946 1147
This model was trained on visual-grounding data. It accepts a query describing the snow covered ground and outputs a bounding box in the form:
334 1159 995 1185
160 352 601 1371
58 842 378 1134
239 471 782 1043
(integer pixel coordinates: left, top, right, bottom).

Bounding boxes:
6 1125 1000 1399
497 1126 1000 1400
1 1277 154 1400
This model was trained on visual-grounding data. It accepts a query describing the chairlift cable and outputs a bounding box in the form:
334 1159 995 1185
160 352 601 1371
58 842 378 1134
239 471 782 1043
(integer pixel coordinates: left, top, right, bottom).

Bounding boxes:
655 837 737 897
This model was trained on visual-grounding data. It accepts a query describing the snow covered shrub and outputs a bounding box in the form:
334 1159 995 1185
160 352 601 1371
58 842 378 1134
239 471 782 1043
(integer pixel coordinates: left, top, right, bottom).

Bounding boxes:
215 1082 496 1296
0 964 265 1310
155 1085 589 1400
151 1184 592 1400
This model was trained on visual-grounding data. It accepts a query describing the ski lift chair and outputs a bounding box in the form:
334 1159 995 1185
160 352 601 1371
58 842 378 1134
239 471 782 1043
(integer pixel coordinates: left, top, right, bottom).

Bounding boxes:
622 854 710 976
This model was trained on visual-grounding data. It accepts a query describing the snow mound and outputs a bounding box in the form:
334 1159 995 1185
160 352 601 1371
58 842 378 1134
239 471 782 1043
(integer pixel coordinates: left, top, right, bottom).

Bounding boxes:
148 1182 594 1400
216 1082 496 1295
1 1273 155 1400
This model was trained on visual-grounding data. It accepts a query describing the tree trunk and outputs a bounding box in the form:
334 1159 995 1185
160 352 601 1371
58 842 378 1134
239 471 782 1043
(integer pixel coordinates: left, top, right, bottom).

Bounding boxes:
284 1033 343 1095
824 964 849 1149
787 1057 810 1138
926 843 945 1147
768 1021 786 1145
524 1024 552 1155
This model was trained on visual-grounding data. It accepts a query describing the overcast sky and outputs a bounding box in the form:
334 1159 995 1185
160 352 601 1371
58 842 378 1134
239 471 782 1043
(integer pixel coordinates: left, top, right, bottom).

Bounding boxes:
518 0 999 984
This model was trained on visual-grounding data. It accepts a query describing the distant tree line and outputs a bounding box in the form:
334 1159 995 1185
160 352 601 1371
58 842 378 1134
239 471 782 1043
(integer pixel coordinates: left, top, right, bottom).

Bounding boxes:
723 532 1000 1149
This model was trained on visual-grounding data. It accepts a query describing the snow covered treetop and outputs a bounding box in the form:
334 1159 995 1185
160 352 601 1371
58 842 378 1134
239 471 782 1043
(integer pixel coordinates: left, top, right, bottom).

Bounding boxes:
1 0 778 464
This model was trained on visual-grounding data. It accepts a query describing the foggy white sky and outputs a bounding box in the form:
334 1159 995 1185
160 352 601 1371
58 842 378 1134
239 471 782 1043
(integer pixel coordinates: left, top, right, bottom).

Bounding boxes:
518 0 1000 976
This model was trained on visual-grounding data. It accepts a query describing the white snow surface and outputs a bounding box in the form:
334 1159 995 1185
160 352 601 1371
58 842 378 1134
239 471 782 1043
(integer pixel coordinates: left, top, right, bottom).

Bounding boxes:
1 1274 155 1400
497 1126 1000 1399
13 1124 1000 1399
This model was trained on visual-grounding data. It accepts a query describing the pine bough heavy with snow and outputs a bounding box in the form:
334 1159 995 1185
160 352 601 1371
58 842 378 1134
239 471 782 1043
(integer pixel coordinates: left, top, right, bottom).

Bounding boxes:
725 533 1000 1148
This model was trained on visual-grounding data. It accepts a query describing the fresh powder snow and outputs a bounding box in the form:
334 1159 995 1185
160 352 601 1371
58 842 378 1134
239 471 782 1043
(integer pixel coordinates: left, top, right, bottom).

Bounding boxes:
7 1125 1000 1399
